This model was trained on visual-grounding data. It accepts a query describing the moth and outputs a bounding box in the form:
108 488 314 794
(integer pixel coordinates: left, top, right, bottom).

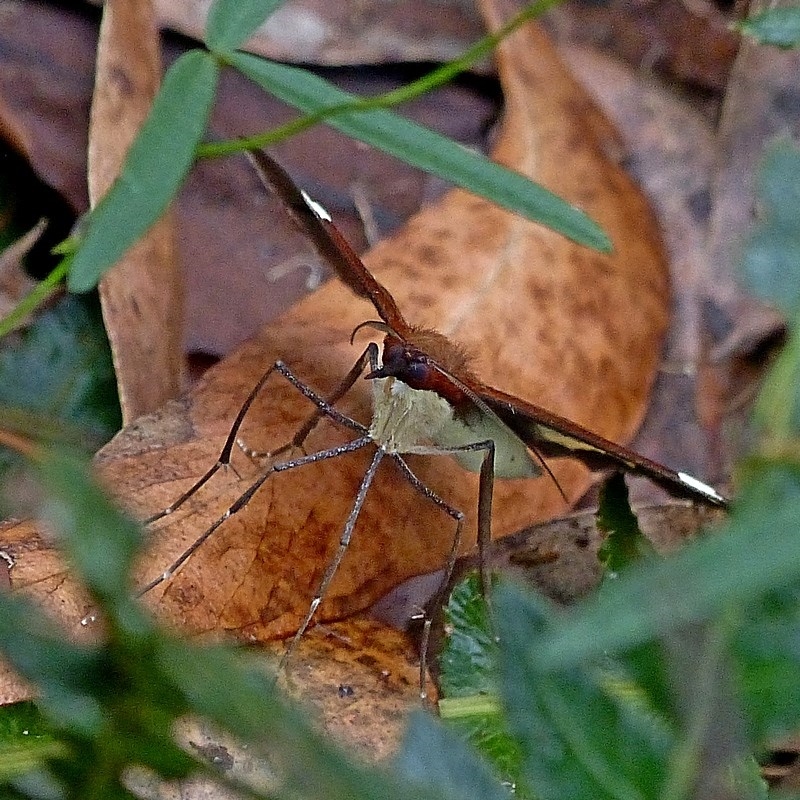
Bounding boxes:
143 150 727 688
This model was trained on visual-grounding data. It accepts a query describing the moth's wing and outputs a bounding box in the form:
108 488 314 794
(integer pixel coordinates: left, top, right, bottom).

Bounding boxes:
248 150 410 335
431 392 542 480
474 383 727 508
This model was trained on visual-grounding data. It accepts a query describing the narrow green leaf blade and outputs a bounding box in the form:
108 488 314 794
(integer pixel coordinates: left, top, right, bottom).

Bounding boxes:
737 7 800 48
0 702 62 782
228 52 611 252
0 592 106 736
734 583 800 742
38 451 144 602
536 462 800 670
205 0 285 52
395 712 512 800
67 50 219 292
494 582 670 799
740 140 800 316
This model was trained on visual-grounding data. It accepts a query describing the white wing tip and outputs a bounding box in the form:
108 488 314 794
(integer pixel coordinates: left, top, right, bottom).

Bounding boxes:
301 190 332 222
677 472 727 504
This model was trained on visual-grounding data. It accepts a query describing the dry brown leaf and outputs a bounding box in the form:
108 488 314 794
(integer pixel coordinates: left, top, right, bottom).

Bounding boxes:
0 6 93 211
548 0 739 91
120 0 485 67
559 44 731 487
2 12 666 657
462 502 726 604
274 616 432 758
123 621 422 798
90 0 184 422
0 518 95 705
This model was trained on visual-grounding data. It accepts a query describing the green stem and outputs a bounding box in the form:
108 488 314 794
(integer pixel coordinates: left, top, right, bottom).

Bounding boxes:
197 0 563 160
0 255 71 338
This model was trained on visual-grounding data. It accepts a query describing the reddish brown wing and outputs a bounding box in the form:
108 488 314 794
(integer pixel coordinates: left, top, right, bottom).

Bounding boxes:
248 150 411 336
249 149 726 509
471 381 727 507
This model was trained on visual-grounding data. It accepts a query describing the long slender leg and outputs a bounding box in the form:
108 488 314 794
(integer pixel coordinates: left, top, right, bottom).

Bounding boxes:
271 361 371 436
389 454 464 698
145 362 283 524
147 358 372 525
278 446 385 672
138 436 373 596
254 343 379 460
401 439 495 592
393 439 496 697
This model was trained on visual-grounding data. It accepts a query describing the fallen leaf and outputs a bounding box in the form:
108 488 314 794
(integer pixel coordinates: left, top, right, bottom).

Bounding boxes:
459 501 727 605
0 518 95 706
123 0 485 67
3 8 668 651
0 5 93 211
558 44 728 486
124 622 425 798
90 0 184 422
273 616 433 759
549 0 739 91
0 3 495 358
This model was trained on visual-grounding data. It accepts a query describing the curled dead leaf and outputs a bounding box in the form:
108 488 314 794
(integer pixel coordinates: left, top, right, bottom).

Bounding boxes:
91 0 184 422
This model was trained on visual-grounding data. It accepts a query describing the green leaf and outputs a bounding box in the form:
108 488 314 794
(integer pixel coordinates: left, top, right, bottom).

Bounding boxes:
205 0 285 52
733 584 800 742
740 140 800 316
437 574 523 791
596 473 657 574
0 703 63 782
754 326 800 439
618 641 676 724
737 7 800 48
438 573 498 698
755 140 800 229
0 295 119 439
0 593 108 737
395 711 513 800
0 294 120 520
725 757 769 800
535 462 800 670
659 615 748 800
741 227 800 313
494 582 671 799
227 52 611 252
67 50 219 292
36 449 145 608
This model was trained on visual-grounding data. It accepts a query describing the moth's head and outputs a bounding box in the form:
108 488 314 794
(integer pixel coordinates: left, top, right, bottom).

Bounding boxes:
350 320 471 400
368 335 435 390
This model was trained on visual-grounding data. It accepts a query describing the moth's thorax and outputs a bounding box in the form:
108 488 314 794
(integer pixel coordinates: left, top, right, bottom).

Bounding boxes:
368 375 539 479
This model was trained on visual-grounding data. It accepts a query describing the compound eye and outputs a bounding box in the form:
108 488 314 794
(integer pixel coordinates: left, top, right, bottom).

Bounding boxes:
404 360 430 385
